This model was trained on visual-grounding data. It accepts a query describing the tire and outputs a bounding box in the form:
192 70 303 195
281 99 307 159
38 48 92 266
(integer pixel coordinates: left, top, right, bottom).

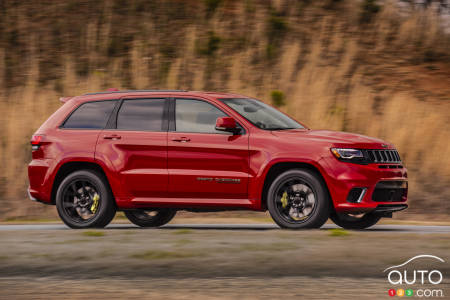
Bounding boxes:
56 170 116 229
124 209 176 227
267 169 330 229
330 212 381 229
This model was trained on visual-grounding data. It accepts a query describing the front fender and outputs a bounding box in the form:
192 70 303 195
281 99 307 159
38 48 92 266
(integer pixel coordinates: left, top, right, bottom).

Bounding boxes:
248 155 332 210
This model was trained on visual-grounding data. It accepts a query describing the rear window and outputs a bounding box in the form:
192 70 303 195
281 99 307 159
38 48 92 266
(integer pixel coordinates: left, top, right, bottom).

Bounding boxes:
63 100 117 129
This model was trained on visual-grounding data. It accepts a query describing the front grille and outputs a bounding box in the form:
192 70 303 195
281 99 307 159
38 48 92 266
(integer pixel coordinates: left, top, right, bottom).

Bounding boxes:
372 181 407 202
364 149 401 163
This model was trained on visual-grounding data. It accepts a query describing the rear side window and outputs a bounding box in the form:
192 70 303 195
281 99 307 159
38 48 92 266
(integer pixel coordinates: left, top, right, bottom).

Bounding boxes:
63 100 117 129
117 99 166 131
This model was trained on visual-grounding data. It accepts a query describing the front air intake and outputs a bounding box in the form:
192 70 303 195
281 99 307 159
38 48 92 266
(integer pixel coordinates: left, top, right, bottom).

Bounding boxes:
346 187 367 203
372 181 407 202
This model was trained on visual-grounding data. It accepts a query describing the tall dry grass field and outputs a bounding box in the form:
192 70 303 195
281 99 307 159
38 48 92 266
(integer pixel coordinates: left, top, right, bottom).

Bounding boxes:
0 0 449 219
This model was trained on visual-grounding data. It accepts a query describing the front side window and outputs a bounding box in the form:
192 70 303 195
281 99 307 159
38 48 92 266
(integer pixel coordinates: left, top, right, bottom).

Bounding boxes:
63 100 117 129
220 98 304 130
117 99 166 131
175 99 227 134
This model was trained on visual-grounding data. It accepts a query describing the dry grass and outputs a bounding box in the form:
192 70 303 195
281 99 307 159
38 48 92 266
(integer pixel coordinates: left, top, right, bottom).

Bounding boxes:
0 0 449 219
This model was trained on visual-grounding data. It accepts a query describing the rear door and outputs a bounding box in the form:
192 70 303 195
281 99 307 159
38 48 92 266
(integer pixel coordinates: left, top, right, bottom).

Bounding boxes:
167 98 250 200
95 97 169 200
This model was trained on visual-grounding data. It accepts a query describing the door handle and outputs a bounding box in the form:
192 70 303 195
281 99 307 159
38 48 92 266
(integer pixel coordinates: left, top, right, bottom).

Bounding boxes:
103 134 121 140
172 137 190 142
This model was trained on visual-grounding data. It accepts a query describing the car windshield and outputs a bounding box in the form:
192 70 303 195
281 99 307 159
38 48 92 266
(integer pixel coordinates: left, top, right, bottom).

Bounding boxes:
220 98 304 130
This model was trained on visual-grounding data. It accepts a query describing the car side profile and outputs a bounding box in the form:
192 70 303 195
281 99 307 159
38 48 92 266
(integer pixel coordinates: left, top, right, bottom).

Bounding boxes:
28 90 408 229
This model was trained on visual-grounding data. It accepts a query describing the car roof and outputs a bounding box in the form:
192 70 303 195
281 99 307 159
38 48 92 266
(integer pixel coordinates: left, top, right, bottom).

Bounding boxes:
66 90 249 104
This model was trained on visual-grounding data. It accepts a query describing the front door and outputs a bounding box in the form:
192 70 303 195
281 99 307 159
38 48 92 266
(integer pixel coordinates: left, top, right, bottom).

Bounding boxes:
167 98 249 200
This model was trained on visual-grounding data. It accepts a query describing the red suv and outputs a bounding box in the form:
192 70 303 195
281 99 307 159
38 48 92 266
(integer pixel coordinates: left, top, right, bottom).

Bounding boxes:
28 90 408 229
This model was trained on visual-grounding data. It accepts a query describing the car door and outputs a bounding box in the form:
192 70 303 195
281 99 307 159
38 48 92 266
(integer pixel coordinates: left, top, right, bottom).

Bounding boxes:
95 97 169 200
167 98 250 200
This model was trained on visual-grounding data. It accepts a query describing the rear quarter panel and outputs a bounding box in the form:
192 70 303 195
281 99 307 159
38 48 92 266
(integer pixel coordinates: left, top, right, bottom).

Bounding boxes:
28 99 104 202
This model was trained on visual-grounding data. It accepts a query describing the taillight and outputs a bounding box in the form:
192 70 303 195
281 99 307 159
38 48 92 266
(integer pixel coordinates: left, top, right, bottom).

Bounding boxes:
31 135 43 151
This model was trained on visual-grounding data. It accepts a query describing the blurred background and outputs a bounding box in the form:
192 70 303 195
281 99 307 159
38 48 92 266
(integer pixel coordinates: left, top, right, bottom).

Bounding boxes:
0 0 449 220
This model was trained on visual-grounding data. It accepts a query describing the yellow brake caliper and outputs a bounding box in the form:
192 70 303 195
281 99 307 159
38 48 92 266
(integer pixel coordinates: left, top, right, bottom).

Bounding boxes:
281 191 288 208
90 193 100 213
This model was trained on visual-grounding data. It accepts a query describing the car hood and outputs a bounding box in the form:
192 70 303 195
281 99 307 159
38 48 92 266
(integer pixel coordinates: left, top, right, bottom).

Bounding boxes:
271 129 394 149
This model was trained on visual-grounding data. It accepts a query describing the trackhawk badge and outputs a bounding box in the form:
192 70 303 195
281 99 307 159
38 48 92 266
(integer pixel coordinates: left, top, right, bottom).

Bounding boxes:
196 177 241 184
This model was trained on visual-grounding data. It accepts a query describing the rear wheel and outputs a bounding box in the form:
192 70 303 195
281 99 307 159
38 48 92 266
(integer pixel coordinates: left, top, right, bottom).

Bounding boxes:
267 169 330 229
124 209 176 227
330 212 381 229
56 170 116 229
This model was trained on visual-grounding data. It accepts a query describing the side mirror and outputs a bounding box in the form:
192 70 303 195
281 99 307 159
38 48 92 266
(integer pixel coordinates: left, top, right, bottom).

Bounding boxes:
215 117 240 134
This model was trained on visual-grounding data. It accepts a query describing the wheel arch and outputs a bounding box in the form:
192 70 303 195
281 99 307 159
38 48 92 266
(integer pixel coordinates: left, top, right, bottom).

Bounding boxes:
260 161 333 211
51 161 113 205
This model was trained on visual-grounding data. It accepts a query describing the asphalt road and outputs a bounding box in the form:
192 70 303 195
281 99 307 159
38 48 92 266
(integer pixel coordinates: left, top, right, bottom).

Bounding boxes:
0 223 449 233
1 222 449 299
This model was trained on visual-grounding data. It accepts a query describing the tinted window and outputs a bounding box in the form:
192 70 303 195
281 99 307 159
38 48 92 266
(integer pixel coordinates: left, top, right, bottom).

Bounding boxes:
175 99 227 133
117 99 165 131
63 101 117 129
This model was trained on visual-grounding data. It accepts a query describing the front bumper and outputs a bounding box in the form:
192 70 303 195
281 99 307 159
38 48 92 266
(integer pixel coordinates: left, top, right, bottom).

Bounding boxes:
321 157 408 214
373 204 408 213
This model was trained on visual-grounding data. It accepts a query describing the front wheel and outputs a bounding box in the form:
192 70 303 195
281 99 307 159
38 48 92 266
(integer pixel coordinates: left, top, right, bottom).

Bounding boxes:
124 209 176 227
267 169 330 229
330 212 381 229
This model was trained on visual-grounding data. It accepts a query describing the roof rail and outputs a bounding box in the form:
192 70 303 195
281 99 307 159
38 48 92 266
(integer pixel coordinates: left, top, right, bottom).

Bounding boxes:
59 96 75 103
84 89 188 95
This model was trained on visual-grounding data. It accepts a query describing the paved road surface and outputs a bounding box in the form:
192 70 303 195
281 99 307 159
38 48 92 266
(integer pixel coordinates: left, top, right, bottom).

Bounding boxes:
0 223 449 233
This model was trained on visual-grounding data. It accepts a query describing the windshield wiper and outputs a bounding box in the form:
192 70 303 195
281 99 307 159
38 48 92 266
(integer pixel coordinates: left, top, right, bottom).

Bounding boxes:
266 127 297 130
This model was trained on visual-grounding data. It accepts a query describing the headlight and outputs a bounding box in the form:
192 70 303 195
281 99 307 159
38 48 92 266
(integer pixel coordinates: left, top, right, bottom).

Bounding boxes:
331 148 366 163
